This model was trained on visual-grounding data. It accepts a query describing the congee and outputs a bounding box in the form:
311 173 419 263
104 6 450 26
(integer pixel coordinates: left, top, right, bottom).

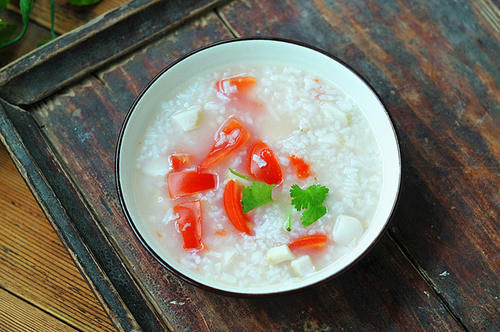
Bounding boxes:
135 63 382 287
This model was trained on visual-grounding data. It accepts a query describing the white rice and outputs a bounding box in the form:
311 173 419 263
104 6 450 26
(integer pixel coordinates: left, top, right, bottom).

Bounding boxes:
134 63 382 287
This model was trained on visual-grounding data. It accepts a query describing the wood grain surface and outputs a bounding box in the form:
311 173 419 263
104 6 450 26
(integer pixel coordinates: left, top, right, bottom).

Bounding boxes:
0 288 75 332
0 0 225 105
8 0 126 34
0 11 52 68
219 0 500 329
0 0 498 330
0 145 115 331
1 98 162 330
28 6 488 331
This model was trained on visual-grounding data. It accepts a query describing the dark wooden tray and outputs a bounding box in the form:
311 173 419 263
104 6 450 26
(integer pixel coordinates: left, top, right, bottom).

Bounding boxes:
1 0 498 330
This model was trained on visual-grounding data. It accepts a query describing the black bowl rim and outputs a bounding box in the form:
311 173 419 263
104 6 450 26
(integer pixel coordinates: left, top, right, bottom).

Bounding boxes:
115 37 403 297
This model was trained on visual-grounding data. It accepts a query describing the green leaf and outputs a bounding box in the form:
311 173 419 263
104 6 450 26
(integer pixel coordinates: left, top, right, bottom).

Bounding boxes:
228 169 275 213
67 0 101 6
290 184 329 227
49 0 56 38
241 182 274 214
0 0 10 11
290 184 329 211
0 21 16 44
301 205 327 226
20 0 33 24
37 0 56 46
0 0 32 48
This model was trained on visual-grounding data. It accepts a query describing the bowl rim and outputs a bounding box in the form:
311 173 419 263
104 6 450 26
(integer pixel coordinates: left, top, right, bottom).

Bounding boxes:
115 37 402 297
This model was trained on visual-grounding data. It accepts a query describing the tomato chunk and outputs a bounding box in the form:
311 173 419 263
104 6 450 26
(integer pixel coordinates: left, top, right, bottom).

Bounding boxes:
173 200 203 250
169 153 194 171
167 171 217 198
248 140 283 185
216 76 256 97
288 234 328 250
289 155 312 179
223 180 252 235
201 117 250 169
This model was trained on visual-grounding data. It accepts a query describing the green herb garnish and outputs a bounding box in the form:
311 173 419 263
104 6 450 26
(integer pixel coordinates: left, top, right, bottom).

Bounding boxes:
0 0 32 48
0 0 102 49
285 207 291 231
290 184 329 226
241 182 274 213
229 168 274 213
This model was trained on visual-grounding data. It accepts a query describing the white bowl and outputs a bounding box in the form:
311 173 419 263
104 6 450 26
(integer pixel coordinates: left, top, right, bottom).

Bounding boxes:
116 38 401 296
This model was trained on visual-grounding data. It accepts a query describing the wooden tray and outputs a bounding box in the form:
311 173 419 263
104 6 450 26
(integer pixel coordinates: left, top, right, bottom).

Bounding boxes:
1 0 498 330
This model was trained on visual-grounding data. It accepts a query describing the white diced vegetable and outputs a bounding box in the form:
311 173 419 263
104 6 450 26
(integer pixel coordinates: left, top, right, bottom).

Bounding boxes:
266 245 295 265
290 255 315 277
172 105 201 131
333 215 363 246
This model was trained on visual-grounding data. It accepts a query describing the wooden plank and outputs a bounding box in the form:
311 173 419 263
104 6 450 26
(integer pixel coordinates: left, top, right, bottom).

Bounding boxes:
0 288 76 332
0 10 52 68
218 0 500 330
0 145 115 331
30 12 463 330
0 100 153 330
8 0 126 34
0 0 225 105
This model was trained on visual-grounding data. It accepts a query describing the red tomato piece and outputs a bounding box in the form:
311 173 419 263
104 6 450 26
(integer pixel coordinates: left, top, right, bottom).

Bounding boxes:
169 153 194 171
288 234 328 250
167 171 217 199
248 140 283 185
200 117 250 169
173 200 203 250
216 76 256 97
223 180 252 235
289 155 312 179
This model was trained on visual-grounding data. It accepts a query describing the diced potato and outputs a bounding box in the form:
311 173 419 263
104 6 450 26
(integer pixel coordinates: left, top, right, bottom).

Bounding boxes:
290 255 315 277
266 245 295 265
333 215 363 246
172 105 201 131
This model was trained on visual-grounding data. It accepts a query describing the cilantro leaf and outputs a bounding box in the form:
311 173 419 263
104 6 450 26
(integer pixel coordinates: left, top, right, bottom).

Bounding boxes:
229 168 274 213
301 205 327 226
290 184 329 226
241 182 274 213
290 184 329 211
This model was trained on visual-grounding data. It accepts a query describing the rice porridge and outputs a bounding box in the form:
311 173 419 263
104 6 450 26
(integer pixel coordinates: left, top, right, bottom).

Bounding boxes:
135 63 382 288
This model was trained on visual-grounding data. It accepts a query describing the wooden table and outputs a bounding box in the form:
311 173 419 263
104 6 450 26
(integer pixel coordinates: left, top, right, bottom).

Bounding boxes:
0 1 127 330
0 145 115 330
0 0 498 331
